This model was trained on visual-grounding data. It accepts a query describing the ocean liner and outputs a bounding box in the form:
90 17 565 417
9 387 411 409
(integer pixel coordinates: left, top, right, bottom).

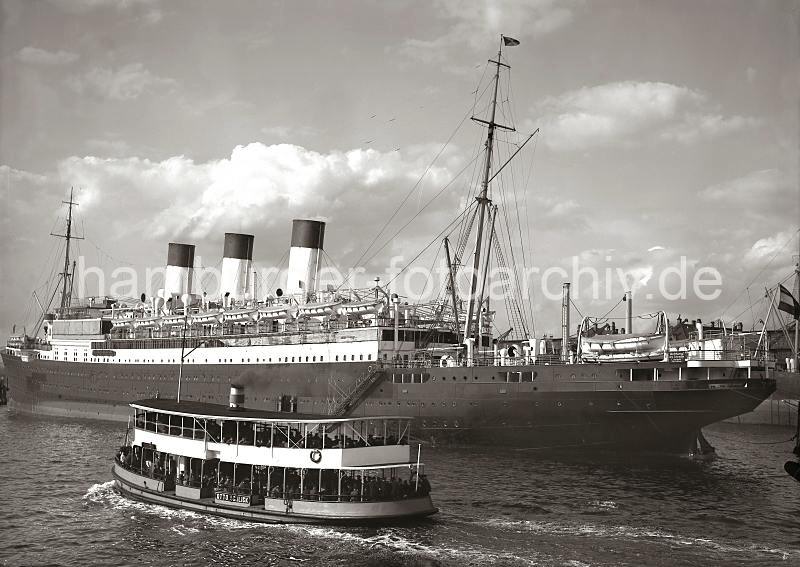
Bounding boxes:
2 37 777 451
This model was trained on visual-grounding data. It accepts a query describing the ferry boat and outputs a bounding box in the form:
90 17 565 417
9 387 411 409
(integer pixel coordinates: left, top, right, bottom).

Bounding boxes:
112 387 437 523
2 37 778 452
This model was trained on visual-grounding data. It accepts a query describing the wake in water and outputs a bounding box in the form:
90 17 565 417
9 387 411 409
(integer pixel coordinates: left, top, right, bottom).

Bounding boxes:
81 482 540 566
483 517 797 561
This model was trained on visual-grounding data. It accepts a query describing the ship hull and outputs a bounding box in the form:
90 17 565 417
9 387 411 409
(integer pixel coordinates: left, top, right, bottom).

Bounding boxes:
2 351 775 452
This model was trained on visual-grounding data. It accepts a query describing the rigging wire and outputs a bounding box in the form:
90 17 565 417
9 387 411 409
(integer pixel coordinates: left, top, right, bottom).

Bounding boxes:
336 151 483 291
385 201 479 288
346 103 480 277
717 227 799 319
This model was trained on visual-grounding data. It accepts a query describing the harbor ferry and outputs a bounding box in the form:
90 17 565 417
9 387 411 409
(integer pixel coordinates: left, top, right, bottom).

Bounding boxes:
112 387 437 524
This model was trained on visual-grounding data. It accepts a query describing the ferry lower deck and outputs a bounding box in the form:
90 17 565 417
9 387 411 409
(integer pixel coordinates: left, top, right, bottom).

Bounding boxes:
1 350 776 452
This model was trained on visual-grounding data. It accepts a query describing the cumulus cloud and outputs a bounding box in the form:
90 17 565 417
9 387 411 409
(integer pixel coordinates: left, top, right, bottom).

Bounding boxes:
400 0 578 65
743 230 798 266
56 143 459 245
67 63 175 101
16 46 79 65
535 81 757 151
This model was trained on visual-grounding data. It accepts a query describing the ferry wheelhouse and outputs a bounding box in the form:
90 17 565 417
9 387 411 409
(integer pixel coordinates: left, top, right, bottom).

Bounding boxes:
112 390 437 524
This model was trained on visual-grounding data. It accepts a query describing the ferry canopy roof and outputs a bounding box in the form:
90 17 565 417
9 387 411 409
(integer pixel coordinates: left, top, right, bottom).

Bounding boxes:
130 399 412 424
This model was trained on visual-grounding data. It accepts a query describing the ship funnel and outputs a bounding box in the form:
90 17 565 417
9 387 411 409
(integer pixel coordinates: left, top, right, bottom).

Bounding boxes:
220 233 254 303
561 282 570 362
229 384 245 411
286 219 325 303
625 290 633 335
165 243 195 299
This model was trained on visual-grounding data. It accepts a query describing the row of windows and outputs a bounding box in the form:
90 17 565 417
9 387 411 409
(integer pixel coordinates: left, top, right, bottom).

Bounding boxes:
49 353 376 365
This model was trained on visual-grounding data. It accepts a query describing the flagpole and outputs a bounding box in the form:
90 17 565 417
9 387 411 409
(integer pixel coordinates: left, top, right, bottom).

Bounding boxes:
794 231 799 373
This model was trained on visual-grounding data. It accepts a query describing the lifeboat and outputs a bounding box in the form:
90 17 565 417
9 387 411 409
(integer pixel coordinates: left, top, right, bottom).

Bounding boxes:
336 300 385 317
221 309 258 323
297 301 341 318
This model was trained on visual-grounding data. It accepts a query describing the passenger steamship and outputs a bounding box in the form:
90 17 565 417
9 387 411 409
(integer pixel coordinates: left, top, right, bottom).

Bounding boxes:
2 37 776 451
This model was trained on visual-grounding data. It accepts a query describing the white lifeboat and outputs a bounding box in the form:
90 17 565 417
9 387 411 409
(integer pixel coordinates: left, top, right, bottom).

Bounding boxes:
257 305 296 321
221 309 258 323
297 301 341 318
337 300 385 317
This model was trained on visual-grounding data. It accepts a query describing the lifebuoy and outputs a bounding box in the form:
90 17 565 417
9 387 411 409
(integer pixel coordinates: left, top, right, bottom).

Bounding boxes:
310 449 322 464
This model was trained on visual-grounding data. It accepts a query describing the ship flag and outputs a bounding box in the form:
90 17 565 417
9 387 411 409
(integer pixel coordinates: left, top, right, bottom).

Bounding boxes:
777 284 800 319
502 36 520 46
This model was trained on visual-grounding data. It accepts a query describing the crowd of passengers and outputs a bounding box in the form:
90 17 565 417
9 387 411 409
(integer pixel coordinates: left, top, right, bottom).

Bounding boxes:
117 446 431 502
117 446 168 480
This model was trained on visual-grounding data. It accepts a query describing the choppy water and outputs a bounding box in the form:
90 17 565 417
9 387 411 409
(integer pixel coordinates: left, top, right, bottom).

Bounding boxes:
0 409 799 566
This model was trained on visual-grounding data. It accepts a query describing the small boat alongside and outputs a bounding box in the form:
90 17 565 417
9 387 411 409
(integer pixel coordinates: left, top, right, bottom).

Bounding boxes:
112 389 437 524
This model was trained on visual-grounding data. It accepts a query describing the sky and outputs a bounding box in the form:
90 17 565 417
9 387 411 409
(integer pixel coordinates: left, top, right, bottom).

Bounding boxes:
0 0 798 341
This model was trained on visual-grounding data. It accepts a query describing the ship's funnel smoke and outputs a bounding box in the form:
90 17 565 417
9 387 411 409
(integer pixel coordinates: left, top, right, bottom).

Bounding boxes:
220 233 254 304
286 219 325 303
165 243 195 299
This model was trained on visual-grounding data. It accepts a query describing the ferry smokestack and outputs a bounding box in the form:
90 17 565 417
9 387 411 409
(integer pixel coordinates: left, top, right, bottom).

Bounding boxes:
165 243 195 299
220 233 254 303
625 290 633 335
561 282 570 362
229 384 245 411
286 219 325 303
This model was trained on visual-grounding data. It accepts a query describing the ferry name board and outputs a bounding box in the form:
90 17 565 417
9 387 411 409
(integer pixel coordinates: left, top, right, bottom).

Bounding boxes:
215 491 251 505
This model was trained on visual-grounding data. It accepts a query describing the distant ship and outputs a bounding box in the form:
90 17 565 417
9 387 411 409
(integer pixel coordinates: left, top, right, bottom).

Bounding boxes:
2 37 778 452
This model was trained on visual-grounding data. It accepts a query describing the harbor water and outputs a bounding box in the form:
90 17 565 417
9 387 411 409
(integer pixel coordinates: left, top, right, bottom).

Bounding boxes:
0 409 798 566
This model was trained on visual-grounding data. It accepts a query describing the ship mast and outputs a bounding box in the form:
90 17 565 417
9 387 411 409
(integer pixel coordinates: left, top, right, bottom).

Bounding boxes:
50 187 83 314
463 37 516 344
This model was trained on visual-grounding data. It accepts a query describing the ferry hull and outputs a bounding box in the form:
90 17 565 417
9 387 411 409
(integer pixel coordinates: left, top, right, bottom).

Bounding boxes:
112 464 437 524
3 351 776 452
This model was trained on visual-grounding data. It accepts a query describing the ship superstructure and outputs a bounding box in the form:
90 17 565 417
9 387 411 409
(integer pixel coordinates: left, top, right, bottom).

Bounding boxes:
2 37 777 451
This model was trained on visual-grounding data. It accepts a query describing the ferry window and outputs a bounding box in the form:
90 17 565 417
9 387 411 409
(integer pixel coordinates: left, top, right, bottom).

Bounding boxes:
312 356 316 362
359 354 363 361
351 355 355 361
320 356 323 362
336 355 339 361
306 356 309 362
292 357 295 362
368 354 372 360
